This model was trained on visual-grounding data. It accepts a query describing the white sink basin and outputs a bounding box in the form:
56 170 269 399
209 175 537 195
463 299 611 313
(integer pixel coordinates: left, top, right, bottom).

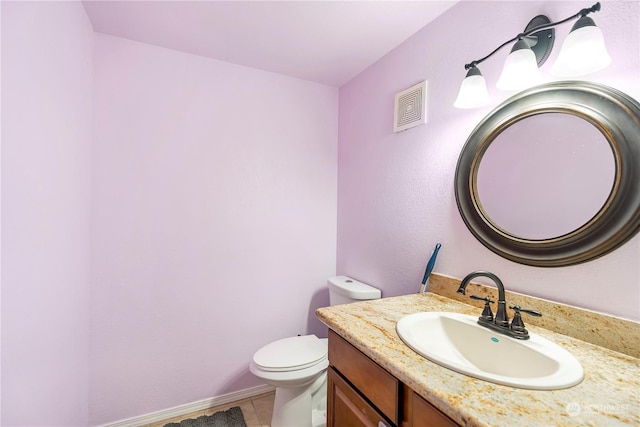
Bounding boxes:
396 312 583 390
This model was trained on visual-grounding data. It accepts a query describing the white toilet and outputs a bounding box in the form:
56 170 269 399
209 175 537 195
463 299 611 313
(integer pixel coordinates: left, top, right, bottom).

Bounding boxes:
250 276 381 427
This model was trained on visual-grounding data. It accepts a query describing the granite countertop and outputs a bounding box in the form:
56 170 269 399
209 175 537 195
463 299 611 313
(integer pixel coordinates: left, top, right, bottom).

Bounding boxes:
316 292 640 427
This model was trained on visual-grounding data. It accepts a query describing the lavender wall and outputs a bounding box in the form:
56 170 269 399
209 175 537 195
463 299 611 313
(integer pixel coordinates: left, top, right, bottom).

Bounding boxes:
337 0 640 321
89 34 337 424
2 1 638 425
1 2 93 425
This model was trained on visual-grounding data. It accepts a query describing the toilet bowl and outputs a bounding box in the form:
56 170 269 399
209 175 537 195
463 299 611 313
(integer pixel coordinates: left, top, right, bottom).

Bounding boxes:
250 335 328 427
250 276 381 427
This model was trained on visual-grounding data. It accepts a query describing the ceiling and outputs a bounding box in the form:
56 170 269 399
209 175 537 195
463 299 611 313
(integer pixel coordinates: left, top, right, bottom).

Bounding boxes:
82 1 458 87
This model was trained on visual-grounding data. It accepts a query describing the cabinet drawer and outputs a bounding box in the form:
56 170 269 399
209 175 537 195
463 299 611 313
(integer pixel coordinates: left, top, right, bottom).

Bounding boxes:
327 367 391 427
328 330 400 424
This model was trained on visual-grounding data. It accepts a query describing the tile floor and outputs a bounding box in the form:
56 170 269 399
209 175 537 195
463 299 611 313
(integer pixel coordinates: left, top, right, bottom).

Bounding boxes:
144 391 275 427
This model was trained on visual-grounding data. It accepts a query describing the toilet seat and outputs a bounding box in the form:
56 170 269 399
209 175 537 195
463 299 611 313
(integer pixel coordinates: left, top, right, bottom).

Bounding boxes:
253 335 328 372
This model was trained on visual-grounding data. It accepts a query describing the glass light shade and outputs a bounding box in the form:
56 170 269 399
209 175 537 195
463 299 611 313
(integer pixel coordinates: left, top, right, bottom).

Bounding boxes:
454 68 491 109
496 44 543 91
551 18 611 76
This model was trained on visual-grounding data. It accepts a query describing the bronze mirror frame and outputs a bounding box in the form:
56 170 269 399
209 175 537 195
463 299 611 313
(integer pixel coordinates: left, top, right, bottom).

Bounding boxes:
455 81 640 267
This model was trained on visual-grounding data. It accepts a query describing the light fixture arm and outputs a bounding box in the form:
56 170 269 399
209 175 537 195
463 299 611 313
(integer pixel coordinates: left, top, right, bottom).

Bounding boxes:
464 2 602 70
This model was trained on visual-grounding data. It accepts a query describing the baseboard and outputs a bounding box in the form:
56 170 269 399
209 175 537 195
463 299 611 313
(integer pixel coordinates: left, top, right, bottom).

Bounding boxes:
101 384 275 427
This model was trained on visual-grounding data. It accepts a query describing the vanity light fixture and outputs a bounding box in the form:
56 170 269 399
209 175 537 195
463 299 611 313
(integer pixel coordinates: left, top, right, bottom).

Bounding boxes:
454 2 610 109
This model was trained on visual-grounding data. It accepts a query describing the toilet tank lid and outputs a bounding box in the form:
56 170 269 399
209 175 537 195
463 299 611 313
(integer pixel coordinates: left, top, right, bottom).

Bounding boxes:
328 276 381 300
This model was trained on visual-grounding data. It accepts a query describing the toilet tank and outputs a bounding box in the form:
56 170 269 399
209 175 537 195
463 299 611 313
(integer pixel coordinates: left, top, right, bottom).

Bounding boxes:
328 276 381 306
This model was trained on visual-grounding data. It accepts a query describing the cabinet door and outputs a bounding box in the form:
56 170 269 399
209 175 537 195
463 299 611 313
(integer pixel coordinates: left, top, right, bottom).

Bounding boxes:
404 388 458 427
327 367 392 427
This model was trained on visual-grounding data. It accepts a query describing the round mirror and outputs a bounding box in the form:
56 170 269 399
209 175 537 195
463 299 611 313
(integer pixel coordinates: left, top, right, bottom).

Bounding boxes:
476 113 616 240
455 81 640 267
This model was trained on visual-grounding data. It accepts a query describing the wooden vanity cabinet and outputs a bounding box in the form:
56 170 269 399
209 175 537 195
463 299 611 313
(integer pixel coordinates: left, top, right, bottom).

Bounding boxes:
327 330 459 427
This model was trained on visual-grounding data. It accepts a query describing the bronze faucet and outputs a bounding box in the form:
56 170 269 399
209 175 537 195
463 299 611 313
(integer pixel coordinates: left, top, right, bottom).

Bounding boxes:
457 271 541 340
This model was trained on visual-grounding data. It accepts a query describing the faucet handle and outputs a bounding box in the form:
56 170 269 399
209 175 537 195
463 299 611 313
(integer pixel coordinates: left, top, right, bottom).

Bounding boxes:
470 295 494 302
509 305 542 334
509 305 542 317
470 295 495 322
